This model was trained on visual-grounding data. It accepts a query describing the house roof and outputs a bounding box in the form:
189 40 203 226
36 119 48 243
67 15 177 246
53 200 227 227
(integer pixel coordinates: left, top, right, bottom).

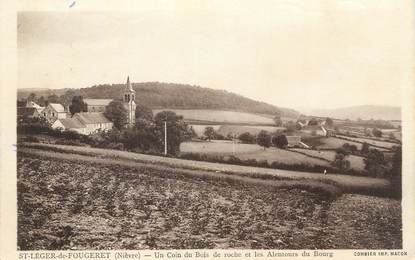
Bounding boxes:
74 112 112 125
48 103 65 113
26 101 43 109
84 99 113 106
58 118 85 129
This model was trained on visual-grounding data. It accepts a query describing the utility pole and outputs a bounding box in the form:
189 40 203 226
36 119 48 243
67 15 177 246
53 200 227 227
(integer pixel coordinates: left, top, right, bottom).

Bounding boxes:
232 133 235 156
164 121 167 155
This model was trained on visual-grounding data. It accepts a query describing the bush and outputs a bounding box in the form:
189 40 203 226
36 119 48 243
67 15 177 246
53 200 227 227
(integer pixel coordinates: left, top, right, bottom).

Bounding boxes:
372 128 382 138
272 135 288 149
238 132 256 144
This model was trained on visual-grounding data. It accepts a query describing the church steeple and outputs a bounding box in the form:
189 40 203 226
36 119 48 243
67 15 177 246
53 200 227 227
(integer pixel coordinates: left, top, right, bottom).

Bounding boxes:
126 76 134 92
123 76 136 126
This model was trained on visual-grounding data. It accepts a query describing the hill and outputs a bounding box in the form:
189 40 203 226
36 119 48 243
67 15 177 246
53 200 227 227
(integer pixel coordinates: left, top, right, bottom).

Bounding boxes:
299 105 401 121
18 88 68 99
17 82 299 118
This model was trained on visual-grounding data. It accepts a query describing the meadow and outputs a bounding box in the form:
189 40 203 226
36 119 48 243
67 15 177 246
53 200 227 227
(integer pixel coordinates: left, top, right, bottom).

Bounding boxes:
216 125 286 137
153 109 275 125
335 136 399 149
290 149 365 172
181 141 328 166
314 137 363 150
181 141 365 172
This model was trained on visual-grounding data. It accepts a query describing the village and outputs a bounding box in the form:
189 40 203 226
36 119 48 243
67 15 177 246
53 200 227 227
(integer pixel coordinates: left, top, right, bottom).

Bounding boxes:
12 6 407 253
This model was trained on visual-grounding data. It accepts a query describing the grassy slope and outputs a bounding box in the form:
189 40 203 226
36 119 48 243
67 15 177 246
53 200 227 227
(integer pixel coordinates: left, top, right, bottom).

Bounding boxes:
18 83 299 118
19 143 391 196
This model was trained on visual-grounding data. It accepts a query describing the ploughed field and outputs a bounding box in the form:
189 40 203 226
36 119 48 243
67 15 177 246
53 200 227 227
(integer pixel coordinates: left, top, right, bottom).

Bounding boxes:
17 149 401 250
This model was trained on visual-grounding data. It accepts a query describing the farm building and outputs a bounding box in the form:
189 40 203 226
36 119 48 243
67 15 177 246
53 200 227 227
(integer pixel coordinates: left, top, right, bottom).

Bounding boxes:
52 117 88 135
84 99 113 112
41 103 67 123
52 112 113 135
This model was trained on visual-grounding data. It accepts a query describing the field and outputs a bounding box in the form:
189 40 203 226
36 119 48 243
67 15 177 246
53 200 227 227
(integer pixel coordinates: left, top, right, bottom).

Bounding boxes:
290 149 365 171
17 146 402 250
336 136 399 149
181 141 365 172
180 141 263 155
19 142 392 201
314 137 363 150
153 109 275 125
189 124 286 138
180 141 329 167
189 125 222 136
216 125 286 137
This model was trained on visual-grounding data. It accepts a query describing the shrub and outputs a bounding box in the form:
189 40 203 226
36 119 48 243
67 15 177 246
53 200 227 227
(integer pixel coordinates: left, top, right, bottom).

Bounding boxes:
238 132 256 144
272 135 288 149
372 128 382 138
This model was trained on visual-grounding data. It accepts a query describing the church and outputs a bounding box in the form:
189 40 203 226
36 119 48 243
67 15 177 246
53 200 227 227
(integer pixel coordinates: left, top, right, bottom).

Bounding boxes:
51 76 136 134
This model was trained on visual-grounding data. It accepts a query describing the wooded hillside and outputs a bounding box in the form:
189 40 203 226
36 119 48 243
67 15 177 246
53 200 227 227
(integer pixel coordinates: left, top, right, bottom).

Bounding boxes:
19 82 300 118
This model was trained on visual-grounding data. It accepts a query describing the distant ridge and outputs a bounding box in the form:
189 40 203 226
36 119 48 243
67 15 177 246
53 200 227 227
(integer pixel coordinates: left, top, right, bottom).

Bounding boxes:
299 105 401 121
17 82 300 118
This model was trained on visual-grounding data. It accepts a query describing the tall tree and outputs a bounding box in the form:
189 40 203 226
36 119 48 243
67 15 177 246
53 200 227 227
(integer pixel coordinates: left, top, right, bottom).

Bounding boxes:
364 149 387 177
372 128 382 137
273 134 288 149
69 96 88 115
332 152 351 171
47 94 60 104
154 111 191 155
361 142 370 155
135 104 154 123
257 130 271 150
104 100 128 129
325 117 334 127
27 93 36 102
204 127 216 141
60 89 77 107
38 96 47 107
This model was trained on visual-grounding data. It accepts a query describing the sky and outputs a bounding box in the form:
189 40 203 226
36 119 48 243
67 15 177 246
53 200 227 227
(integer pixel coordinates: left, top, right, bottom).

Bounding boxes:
17 1 408 110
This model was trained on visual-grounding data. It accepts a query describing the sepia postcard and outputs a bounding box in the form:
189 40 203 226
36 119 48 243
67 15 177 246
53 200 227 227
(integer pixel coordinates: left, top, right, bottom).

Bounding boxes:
1 1 414 259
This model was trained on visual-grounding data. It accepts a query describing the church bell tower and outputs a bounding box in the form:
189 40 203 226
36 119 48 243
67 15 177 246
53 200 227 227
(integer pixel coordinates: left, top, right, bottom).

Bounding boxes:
123 76 136 127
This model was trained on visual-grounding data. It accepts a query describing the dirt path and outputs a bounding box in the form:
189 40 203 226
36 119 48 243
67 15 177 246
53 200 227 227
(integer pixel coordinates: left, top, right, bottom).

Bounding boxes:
19 143 391 196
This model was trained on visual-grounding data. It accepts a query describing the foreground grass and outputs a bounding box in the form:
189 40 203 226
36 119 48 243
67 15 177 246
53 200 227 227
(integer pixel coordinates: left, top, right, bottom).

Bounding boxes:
17 152 401 250
18 154 332 250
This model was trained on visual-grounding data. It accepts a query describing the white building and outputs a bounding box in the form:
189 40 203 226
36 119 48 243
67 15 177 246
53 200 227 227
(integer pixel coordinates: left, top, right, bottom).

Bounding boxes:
52 112 113 135
41 103 67 123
